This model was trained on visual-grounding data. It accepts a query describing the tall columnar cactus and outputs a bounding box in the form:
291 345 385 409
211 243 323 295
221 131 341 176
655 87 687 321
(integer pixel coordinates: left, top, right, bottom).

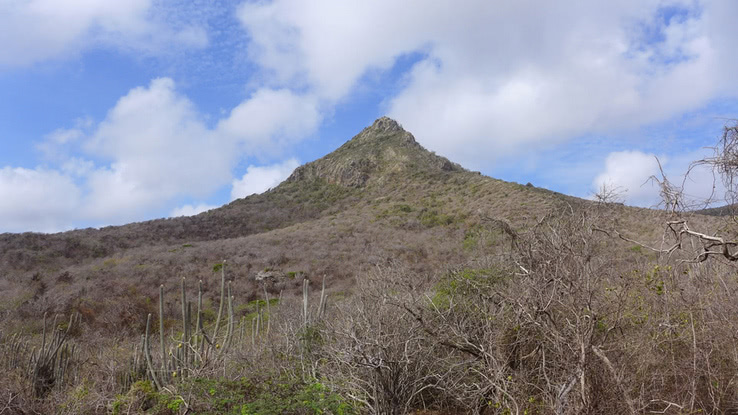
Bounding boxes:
119 334 146 392
181 277 189 369
0 332 29 371
303 278 310 326
197 279 205 359
318 274 327 320
142 260 235 389
263 284 271 335
143 313 161 390
30 312 80 397
302 275 328 326
213 260 226 343
159 284 165 368
224 281 235 353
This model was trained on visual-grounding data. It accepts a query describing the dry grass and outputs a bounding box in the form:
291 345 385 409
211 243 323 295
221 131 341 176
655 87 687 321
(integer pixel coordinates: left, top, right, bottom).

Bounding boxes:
1 118 736 413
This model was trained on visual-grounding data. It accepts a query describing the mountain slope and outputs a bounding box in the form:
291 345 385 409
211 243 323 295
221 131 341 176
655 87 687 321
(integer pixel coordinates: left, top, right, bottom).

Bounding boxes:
0 117 551 268
0 117 690 335
4 117 738 414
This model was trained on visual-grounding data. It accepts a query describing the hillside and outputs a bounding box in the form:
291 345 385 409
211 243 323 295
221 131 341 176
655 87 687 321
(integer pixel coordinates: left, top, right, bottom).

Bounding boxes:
2 117 735 414
694 203 737 216
0 117 590 329
0 117 698 333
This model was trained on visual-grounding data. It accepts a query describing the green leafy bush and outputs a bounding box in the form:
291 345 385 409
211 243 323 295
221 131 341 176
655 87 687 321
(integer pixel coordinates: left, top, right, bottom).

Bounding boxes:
240 379 356 415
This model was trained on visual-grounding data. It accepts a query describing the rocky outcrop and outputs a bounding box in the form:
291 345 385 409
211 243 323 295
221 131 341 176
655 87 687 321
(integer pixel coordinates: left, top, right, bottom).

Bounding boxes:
286 116 464 188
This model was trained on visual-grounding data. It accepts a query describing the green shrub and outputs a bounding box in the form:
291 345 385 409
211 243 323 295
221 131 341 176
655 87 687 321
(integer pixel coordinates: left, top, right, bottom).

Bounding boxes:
112 380 179 415
240 379 356 415
431 267 508 309
418 209 454 227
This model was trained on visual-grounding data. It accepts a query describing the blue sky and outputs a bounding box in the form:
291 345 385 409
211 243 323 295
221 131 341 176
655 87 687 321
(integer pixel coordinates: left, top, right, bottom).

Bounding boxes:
2 0 738 233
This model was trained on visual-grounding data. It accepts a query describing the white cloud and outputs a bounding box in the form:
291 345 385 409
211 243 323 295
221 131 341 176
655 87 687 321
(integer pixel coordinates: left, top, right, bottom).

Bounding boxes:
46 127 84 145
237 0 429 99
231 158 300 200
593 151 662 207
703 1 738 95
6 1 738 232
0 0 208 67
238 0 738 168
61 158 95 178
593 148 725 208
36 117 94 161
662 149 725 207
0 167 80 233
0 77 318 231
217 89 321 154
80 79 318 224
170 203 218 217
82 78 232 223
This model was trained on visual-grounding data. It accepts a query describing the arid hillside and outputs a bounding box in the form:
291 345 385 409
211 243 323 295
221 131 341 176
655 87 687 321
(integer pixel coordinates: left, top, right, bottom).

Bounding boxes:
0 117 720 333
0 117 598 332
1 117 735 414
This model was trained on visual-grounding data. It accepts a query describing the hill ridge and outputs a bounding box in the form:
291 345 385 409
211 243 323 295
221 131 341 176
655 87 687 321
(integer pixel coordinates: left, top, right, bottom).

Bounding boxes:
287 116 463 188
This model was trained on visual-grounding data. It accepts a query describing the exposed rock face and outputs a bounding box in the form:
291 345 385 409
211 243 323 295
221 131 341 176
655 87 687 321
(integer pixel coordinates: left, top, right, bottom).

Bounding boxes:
370 116 404 134
287 116 464 188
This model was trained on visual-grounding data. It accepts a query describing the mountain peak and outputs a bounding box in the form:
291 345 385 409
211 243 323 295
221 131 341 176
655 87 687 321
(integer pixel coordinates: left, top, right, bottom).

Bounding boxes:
349 116 417 147
286 117 463 188
369 116 404 134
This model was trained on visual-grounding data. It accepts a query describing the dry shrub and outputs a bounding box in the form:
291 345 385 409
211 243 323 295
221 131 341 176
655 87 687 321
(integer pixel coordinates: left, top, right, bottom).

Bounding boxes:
399 207 738 414
320 265 455 415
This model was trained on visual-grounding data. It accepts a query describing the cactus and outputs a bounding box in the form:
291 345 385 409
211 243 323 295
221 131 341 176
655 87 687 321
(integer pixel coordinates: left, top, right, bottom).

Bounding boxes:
224 281 234 352
263 284 272 335
318 274 327 320
212 260 226 341
159 284 165 367
302 275 328 326
140 260 236 389
143 313 161 390
30 312 80 397
303 278 309 326
251 316 257 346
118 334 146 392
197 279 208 363
181 277 189 369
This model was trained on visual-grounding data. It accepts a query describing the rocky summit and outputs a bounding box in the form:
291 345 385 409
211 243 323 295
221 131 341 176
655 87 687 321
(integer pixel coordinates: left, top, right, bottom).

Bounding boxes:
287 116 463 188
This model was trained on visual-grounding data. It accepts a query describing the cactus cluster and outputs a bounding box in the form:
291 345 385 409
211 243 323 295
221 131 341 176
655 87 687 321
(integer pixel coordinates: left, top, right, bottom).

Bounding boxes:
127 262 330 390
139 260 236 389
118 333 148 392
0 331 30 371
303 275 327 326
0 312 80 397
31 313 80 396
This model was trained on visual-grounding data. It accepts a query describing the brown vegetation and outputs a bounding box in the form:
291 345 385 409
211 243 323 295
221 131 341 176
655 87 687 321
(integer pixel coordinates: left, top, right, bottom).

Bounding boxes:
1 118 738 413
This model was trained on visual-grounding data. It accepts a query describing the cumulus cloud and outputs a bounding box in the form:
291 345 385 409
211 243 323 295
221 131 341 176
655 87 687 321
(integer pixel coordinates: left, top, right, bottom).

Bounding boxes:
0 0 208 67
593 151 662 206
36 117 94 161
60 158 95 178
238 0 738 167
80 78 231 222
170 203 218 217
0 77 319 231
79 79 317 224
217 89 321 154
230 158 300 200
6 1 738 232
237 0 430 99
0 167 81 233
593 149 724 208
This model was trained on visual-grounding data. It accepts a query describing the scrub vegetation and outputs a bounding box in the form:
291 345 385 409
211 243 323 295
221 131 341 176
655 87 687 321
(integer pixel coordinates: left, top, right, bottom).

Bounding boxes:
1 118 738 414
